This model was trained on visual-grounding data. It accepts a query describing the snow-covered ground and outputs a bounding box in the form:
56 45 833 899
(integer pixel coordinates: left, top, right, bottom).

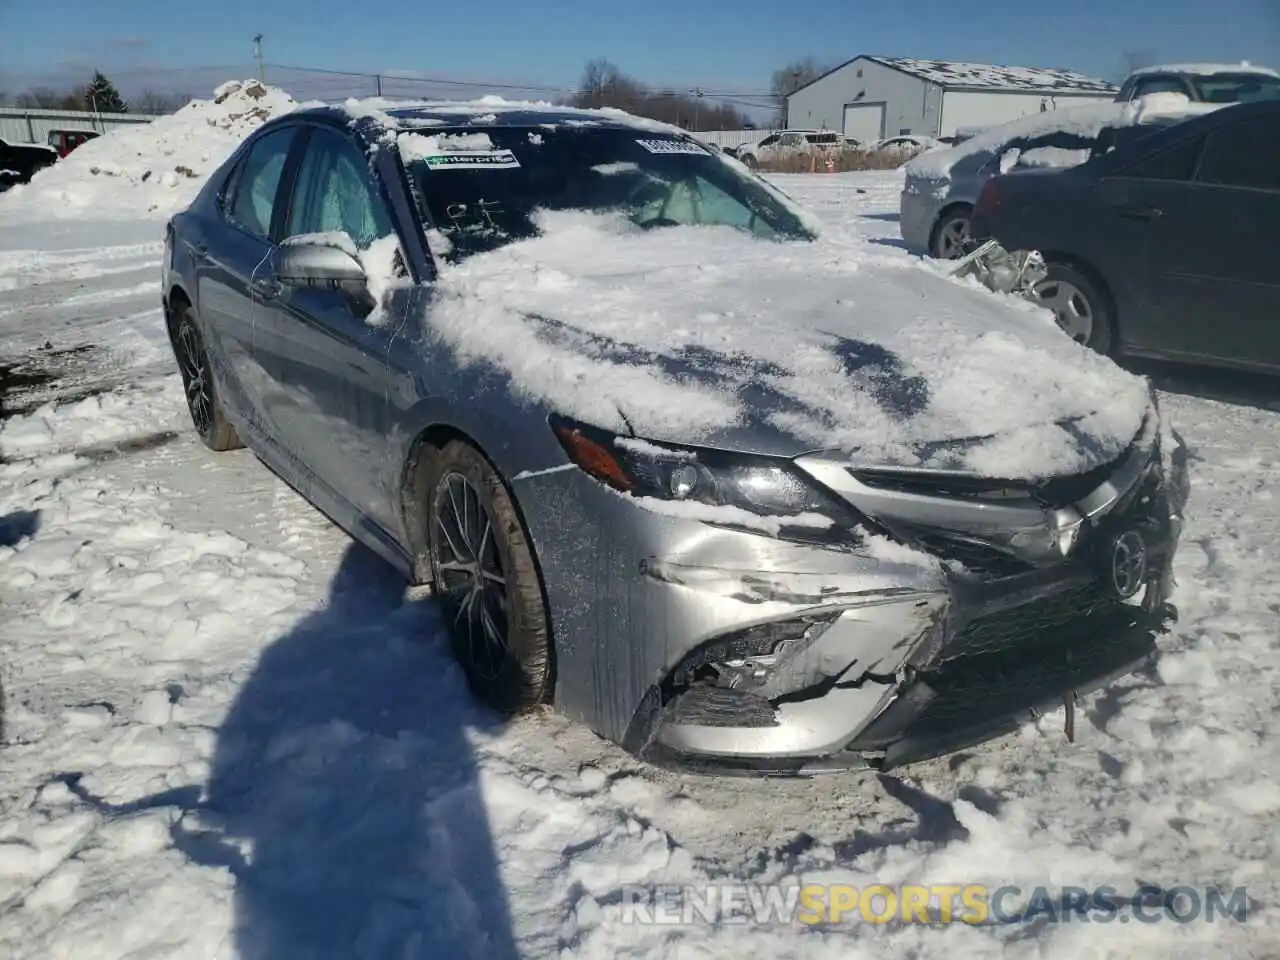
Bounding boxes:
1 96 1279 958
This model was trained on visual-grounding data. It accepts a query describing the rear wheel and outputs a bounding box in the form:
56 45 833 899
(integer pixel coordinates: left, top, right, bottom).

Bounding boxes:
1032 263 1115 356
173 304 242 451
426 440 552 713
929 206 972 260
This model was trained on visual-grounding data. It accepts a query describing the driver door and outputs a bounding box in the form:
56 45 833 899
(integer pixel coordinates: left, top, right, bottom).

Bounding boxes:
252 123 411 532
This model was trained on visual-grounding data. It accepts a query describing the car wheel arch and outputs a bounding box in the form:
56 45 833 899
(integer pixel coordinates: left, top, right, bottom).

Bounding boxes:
399 422 560 699
165 285 193 340
928 202 974 256
1038 252 1122 348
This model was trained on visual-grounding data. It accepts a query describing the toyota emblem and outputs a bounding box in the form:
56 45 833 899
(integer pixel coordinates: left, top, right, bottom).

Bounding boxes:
1107 529 1148 600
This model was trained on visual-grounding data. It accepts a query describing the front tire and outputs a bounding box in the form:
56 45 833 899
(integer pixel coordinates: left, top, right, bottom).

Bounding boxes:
426 441 553 713
172 304 242 451
1032 263 1115 356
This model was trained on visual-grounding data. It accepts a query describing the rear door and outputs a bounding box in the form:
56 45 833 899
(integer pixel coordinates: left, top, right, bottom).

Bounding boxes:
192 124 300 434
1148 117 1280 368
1089 131 1208 355
253 122 411 531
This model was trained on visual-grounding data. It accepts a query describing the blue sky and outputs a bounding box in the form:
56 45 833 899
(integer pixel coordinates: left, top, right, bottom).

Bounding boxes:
2 0 1278 107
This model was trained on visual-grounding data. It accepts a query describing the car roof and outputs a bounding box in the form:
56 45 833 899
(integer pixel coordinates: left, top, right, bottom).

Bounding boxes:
1127 62 1280 79
283 98 686 137
1088 98 1280 171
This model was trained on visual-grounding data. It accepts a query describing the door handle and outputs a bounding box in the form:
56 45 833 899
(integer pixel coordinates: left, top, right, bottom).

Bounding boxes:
191 242 208 259
252 275 282 299
1116 204 1162 221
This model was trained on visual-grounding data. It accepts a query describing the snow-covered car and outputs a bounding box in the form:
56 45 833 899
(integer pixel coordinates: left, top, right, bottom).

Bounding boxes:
871 135 938 155
900 94 1221 258
162 100 1188 775
734 130 857 168
1116 62 1280 104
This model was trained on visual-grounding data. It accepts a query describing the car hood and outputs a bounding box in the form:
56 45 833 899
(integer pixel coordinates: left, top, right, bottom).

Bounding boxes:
422 209 1152 481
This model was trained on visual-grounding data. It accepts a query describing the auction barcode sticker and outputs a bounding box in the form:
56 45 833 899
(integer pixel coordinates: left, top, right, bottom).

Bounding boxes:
634 138 711 156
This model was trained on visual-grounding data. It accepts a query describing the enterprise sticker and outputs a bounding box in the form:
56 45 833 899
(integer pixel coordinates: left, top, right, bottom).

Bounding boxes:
634 138 711 156
422 150 521 169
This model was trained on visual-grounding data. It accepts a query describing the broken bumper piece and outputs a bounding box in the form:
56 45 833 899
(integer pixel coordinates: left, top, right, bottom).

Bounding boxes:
635 566 1172 777
631 458 1183 776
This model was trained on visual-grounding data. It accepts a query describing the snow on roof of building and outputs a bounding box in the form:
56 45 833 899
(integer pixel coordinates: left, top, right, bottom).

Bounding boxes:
1126 61 1280 78
866 56 1118 94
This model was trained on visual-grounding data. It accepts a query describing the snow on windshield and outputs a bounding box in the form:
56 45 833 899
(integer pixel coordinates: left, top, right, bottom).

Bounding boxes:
422 207 1150 479
403 127 817 262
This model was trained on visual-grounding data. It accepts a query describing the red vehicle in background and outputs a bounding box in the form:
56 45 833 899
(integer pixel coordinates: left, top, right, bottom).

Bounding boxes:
46 129 99 157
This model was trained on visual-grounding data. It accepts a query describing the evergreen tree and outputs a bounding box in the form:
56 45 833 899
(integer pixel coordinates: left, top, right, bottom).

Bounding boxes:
84 71 128 113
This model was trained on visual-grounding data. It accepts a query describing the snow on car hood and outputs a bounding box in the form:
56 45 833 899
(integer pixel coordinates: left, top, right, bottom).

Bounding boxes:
424 209 1152 480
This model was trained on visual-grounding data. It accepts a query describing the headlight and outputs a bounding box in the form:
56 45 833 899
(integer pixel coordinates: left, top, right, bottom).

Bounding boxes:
549 415 865 543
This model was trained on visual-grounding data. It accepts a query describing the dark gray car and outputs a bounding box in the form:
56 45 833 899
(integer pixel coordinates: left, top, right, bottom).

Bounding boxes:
163 101 1188 775
970 100 1280 370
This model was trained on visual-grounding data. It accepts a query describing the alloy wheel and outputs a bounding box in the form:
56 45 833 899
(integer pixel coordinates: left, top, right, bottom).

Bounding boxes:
434 471 510 680
934 216 970 259
1034 279 1094 344
176 320 214 436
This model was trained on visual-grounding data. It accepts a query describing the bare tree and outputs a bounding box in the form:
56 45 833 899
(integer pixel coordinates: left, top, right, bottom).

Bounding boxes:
770 56 835 125
14 86 65 109
571 60 751 130
133 88 192 114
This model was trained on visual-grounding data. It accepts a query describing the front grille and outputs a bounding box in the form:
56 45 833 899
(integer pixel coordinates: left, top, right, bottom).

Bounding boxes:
849 442 1139 510
941 580 1118 663
910 532 1033 578
1034 449 1134 507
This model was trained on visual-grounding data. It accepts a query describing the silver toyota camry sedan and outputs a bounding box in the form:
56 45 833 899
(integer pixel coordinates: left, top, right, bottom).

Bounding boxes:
162 99 1189 775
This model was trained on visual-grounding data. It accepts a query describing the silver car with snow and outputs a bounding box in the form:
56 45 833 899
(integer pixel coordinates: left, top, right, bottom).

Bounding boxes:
900 95 1220 259
162 100 1188 775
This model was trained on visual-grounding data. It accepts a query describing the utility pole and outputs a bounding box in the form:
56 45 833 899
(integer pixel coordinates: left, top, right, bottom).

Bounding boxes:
693 88 704 131
375 74 383 97
253 34 265 82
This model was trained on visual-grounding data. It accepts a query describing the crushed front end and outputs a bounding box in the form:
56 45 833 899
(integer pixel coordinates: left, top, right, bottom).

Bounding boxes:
613 408 1188 776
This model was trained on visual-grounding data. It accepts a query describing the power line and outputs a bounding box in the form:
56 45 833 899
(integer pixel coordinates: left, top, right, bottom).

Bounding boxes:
262 62 775 99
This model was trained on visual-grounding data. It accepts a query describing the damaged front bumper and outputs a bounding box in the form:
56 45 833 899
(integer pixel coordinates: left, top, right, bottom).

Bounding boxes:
627 422 1189 777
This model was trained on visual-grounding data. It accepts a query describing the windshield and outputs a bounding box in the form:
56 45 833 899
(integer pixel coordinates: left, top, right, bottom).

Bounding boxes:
404 125 816 262
1190 72 1280 103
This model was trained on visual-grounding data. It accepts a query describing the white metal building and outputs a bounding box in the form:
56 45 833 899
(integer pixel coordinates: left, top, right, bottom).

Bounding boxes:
0 107 156 146
785 56 1117 142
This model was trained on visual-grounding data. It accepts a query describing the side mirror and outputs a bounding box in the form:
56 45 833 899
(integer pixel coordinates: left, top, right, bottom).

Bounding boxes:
278 237 367 285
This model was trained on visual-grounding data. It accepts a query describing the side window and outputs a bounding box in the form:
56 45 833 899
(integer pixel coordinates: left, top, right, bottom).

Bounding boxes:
1196 122 1280 191
285 127 394 248
757 134 779 148
226 127 295 238
1120 134 1204 181
1133 76 1188 99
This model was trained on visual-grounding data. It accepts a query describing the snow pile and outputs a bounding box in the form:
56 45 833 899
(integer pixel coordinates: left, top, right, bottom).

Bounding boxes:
906 93 1223 181
426 207 1150 479
0 79 300 223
